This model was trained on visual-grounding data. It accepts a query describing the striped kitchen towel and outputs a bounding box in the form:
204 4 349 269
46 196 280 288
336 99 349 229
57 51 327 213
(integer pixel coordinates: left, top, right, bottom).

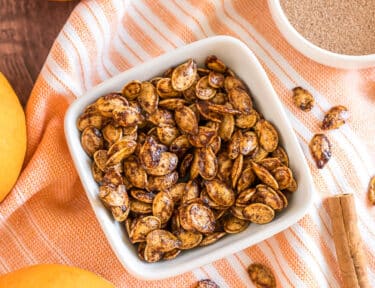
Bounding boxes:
1 0 375 287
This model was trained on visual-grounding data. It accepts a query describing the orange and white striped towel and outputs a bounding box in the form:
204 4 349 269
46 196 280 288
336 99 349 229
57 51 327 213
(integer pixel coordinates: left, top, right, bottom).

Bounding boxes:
1 1 375 287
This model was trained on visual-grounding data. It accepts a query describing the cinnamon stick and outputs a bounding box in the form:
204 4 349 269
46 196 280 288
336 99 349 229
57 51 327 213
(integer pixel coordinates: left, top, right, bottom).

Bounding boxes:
327 194 370 288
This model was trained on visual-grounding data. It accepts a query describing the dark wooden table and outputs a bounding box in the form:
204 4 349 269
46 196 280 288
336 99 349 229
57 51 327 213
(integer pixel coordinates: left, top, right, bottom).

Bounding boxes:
0 0 78 107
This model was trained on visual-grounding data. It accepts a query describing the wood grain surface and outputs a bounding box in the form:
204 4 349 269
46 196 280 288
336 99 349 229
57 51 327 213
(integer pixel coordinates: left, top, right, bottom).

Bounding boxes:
0 0 78 106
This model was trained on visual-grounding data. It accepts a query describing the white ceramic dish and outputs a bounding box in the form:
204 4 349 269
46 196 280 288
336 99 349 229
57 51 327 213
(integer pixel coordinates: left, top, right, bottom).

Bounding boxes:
268 0 375 69
64 36 313 280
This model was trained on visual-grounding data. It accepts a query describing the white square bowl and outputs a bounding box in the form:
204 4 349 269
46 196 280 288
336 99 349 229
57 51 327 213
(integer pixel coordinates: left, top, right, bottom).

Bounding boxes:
64 36 313 280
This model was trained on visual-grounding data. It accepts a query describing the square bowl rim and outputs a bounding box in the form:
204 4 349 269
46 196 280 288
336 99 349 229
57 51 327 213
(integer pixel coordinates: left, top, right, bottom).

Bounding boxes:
64 35 314 280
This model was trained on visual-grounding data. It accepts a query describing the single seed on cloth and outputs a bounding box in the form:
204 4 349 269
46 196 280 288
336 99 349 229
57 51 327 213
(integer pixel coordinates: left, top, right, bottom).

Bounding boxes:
248 263 276 288
322 105 349 130
292 86 314 111
196 279 220 288
368 176 375 205
309 133 332 169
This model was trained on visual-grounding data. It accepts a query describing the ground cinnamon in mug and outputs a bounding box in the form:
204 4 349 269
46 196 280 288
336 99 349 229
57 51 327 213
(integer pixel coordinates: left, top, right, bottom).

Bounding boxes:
280 0 375 55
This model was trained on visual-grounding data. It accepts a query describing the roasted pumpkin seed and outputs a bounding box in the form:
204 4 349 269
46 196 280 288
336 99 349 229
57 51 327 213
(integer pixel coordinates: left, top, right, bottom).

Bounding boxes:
153 191 174 225
368 176 375 205
285 178 298 193
258 157 283 172
322 105 349 130
96 93 128 117
93 150 108 172
199 232 226 247
179 205 196 231
175 106 199 135
309 133 332 169
170 135 191 158
158 98 187 110
211 92 227 105
251 161 279 190
139 136 166 169
230 205 247 220
156 78 180 98
217 152 233 183
255 120 278 152
190 149 201 180
237 167 256 192
130 216 161 243
138 82 158 114
196 279 220 288
147 108 175 126
276 190 288 209
223 214 249 234
146 229 181 252
112 106 143 127
243 203 275 224
130 189 155 204
204 179 235 207
236 188 257 207
156 125 180 146
198 147 218 180
208 71 225 88
196 76 217 100
231 154 243 189
123 80 142 100
188 203 216 234
240 131 258 155
106 138 137 165
196 100 222 122
209 136 221 155
102 124 123 145
250 147 269 162
207 102 241 115
102 168 123 186
248 263 276 288
179 153 193 178
144 244 164 263
137 242 146 261
171 59 197 91
174 229 202 250
228 87 253 114
163 248 181 260
235 109 259 129
91 162 104 183
124 157 148 189
252 185 284 211
218 113 235 142
145 152 178 176
111 205 130 222
130 199 153 214
181 180 200 204
100 184 128 207
205 55 227 73
77 111 104 131
272 166 293 190
228 130 242 159
147 171 178 191
224 75 246 92
167 183 185 204
271 146 289 166
188 126 217 148
292 86 315 111
81 126 104 156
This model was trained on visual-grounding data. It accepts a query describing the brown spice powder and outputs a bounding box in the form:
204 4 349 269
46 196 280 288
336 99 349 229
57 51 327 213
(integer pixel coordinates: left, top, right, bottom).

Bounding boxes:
280 0 375 55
